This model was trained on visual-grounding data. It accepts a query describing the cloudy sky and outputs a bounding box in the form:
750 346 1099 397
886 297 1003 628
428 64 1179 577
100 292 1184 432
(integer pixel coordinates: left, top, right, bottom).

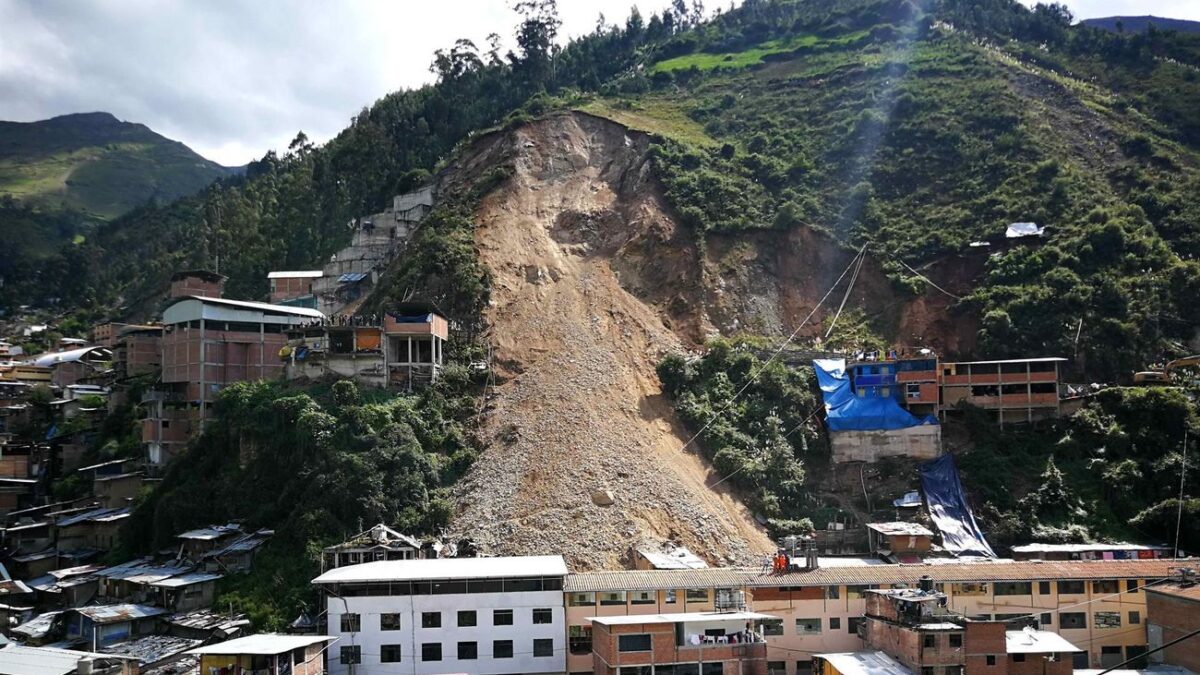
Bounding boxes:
1 0 1196 166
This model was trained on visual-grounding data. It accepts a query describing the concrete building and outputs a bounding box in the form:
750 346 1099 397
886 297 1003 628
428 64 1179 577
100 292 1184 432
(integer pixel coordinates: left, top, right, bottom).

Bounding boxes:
268 270 323 304
187 633 336 675
939 358 1066 424
112 325 162 380
168 270 226 300
589 611 773 674
313 555 568 675
1144 577 1200 671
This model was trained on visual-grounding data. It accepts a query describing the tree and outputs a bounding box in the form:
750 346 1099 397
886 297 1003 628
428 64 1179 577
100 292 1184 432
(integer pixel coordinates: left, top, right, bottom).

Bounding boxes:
512 0 561 90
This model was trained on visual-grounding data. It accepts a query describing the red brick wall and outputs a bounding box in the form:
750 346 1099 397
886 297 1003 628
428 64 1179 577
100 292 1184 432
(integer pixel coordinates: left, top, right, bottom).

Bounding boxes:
1147 590 1200 671
170 276 224 298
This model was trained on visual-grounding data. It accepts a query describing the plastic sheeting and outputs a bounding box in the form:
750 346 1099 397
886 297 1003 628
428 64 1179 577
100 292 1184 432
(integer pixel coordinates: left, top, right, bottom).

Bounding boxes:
813 359 938 432
919 454 996 558
1005 222 1044 238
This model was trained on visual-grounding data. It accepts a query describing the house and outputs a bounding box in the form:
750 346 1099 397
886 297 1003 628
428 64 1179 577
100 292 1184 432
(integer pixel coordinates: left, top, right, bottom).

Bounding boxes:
267 270 323 304
383 304 448 390
145 294 323 469
168 270 226 299
0 644 139 675
149 572 222 613
101 634 201 672
199 528 272 573
32 346 113 388
28 564 104 608
939 358 1066 425
321 523 422 571
92 473 143 510
590 611 773 674
187 633 336 675
95 560 193 604
55 507 131 551
175 523 243 559
814 650 913 675
112 325 162 380
866 523 936 562
1144 575 1200 671
64 604 168 648
163 608 249 642
312 555 568 675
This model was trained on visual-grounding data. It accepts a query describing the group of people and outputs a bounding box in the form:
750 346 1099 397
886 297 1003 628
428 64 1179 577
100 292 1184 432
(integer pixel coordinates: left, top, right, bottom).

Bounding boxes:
299 314 383 328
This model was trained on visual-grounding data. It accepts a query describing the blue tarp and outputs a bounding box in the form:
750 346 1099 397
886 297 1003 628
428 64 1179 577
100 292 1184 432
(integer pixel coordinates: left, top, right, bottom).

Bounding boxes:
813 359 937 432
919 454 996 558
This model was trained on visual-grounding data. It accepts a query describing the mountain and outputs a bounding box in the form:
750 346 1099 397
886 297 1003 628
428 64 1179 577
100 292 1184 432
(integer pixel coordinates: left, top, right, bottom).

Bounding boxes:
0 112 237 220
1082 15 1200 34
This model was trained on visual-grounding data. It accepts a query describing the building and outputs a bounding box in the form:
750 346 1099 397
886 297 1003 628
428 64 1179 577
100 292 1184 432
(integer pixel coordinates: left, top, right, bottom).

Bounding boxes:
63 603 168 648
589 611 773 674
634 544 709 571
939 358 1066 424
187 634 336 675
312 555 569 675
0 644 139 675
144 295 324 470
814 650 912 675
321 523 422 571
32 346 113 388
268 270 323 304
1009 544 1171 562
865 523 936 563
112 325 162 380
1144 575 1200 671
169 270 226 299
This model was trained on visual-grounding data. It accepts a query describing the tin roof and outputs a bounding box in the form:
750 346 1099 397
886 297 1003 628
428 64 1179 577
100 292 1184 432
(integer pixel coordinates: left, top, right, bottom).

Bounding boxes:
267 270 322 279
166 609 249 634
151 572 223 588
72 604 167 624
1144 581 1200 602
13 611 63 638
313 555 567 583
0 645 137 675
1006 627 1082 653
176 524 242 541
816 651 913 675
590 611 776 626
867 522 935 537
1010 543 1168 553
103 635 202 665
187 634 335 656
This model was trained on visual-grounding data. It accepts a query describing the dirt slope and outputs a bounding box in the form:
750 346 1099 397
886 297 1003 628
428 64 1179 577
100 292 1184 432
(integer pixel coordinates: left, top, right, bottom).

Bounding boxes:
444 112 975 569
448 113 773 570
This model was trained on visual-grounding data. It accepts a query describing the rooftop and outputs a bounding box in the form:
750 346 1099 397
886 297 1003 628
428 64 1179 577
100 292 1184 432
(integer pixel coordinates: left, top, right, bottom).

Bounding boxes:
0 645 137 675
267 270 323 279
816 651 913 675
31 346 111 368
165 295 324 320
1144 581 1200 602
565 567 756 593
589 611 777 626
176 524 242 541
1006 627 1082 654
151 572 223 588
748 558 1189 587
103 635 201 665
312 555 568 584
1010 542 1169 553
636 546 708 570
867 522 935 537
187 634 335 656
73 603 167 623
946 357 1067 365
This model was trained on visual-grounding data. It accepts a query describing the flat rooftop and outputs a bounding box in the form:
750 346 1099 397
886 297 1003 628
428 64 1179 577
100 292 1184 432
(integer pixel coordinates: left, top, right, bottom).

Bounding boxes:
817 651 913 675
188 634 335 656
589 611 777 626
312 555 568 583
1006 628 1082 654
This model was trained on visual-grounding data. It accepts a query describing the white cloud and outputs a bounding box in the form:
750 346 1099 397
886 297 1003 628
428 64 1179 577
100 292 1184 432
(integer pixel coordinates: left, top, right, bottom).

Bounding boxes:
0 0 672 165
1017 0 1200 22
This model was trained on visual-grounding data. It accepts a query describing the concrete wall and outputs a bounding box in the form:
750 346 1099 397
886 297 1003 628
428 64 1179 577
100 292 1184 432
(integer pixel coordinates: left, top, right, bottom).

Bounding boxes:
327 588 566 675
830 425 941 463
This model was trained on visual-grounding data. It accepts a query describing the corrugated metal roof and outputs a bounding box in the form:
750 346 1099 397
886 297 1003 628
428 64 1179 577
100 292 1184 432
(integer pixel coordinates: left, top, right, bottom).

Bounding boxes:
266 270 323 279
816 651 913 675
150 572 223 588
73 604 167 623
187 634 335 656
1145 581 1200 602
31 347 111 368
337 272 368 283
103 635 202 665
313 555 567 583
0 645 136 675
866 522 935 537
13 611 63 638
565 568 757 593
1006 627 1082 653
176 524 242 541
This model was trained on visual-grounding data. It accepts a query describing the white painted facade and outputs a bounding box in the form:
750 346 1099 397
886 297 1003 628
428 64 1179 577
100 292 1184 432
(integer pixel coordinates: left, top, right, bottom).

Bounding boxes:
316 557 567 675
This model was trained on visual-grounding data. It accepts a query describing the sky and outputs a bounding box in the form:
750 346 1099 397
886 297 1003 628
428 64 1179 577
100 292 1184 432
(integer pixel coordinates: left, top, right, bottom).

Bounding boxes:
1 0 1197 167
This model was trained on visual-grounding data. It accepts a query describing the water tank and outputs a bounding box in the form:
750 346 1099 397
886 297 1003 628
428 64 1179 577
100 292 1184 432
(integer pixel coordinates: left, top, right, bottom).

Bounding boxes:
77 657 94 675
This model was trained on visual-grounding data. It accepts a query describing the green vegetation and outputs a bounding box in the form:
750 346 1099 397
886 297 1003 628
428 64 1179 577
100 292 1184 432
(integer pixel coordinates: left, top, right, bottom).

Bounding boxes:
958 386 1199 552
657 339 825 536
648 30 871 73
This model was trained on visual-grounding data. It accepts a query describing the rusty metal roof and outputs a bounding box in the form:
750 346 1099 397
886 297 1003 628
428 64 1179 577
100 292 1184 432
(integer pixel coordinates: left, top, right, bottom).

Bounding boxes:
1144 581 1200 602
72 604 167 624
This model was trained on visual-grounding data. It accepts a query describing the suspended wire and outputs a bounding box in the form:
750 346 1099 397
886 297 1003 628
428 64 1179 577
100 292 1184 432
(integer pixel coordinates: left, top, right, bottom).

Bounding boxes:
894 257 962 300
824 248 867 340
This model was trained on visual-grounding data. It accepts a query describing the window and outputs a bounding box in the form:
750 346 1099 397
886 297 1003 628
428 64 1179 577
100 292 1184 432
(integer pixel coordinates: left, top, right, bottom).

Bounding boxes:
619 634 652 652
533 608 553 624
493 609 513 625
533 638 554 657
339 646 361 665
1038 581 1051 595
768 663 787 675
1013 655 1026 663
493 639 513 659
921 667 935 675
829 618 841 630
380 613 401 631
846 585 870 599
797 661 813 675
1095 611 1121 628
457 641 477 660
599 591 627 606
879 387 891 398
569 625 593 655
986 656 996 666
907 383 921 399
946 668 963 675
422 612 441 628
1129 611 1141 624
568 591 595 606
380 645 402 663
631 590 656 605
340 613 360 632
826 586 841 599
1093 580 1119 594
421 643 441 662
923 635 936 648
1127 579 1140 593
1040 613 1053 627
994 582 1032 595
686 589 710 602
458 610 476 627
665 589 677 604
951 582 987 596
796 618 821 635
762 619 784 636
292 648 305 666
1058 580 1085 594
1061 613 1087 629
949 634 963 648
848 617 865 634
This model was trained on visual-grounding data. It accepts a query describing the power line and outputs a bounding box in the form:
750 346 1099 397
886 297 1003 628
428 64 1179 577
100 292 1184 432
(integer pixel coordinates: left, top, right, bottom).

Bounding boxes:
894 257 961 300
1096 626 1200 674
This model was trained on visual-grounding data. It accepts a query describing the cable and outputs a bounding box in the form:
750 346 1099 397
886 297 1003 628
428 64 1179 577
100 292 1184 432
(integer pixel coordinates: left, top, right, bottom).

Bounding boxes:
824 247 867 339
1096 626 1200 674
707 404 823 490
982 575 1175 623
894 257 961 300
1175 428 1188 559
678 244 867 456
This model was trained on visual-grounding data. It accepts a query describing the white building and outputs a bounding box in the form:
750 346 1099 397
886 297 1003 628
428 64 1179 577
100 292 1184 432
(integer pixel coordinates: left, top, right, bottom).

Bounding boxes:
312 555 568 675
